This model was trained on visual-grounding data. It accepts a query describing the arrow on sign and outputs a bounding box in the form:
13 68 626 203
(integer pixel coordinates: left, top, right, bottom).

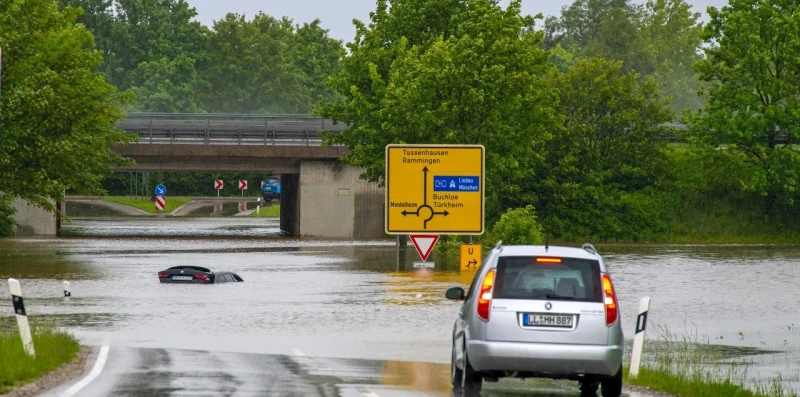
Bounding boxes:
467 259 477 268
410 234 439 262
239 180 248 190
215 180 223 190
401 167 450 229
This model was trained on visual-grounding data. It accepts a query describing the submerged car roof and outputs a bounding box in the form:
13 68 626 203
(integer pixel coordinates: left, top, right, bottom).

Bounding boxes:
496 245 600 261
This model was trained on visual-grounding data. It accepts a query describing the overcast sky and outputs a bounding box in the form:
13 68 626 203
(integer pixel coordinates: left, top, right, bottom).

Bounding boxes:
186 0 729 42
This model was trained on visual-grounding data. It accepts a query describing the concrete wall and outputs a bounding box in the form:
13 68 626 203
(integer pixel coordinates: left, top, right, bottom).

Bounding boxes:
298 161 385 239
12 199 58 236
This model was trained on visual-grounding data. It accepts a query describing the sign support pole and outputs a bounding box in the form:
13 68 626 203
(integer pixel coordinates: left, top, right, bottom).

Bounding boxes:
395 235 400 271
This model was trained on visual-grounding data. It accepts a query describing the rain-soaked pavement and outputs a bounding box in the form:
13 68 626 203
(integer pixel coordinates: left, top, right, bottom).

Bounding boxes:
3 217 800 396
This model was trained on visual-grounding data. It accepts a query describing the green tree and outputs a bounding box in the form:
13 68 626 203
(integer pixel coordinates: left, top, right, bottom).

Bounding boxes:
538 57 673 241
546 0 704 118
686 0 800 212
130 55 203 112
638 0 704 117
293 19 346 107
0 0 131 212
200 13 309 113
318 0 560 222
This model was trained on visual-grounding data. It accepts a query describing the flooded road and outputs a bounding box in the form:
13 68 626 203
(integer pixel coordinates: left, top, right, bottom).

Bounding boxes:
3 218 800 395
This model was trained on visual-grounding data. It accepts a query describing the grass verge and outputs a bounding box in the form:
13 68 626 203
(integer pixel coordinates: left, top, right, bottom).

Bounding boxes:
624 326 798 397
0 323 80 393
249 204 280 217
103 196 193 213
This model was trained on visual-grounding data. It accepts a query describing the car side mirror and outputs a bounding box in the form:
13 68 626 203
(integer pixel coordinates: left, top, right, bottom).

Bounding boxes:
445 287 465 300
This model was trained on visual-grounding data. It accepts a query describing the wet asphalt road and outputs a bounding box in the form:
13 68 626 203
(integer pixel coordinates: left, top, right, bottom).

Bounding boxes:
39 346 650 397
5 218 800 395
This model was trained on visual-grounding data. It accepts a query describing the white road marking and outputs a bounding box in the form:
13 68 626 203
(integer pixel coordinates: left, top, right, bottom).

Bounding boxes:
60 345 110 397
292 348 306 357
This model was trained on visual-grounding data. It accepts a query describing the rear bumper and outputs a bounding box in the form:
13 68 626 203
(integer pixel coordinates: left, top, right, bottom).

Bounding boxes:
467 340 622 377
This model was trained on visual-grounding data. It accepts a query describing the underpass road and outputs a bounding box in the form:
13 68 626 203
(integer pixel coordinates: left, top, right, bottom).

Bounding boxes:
39 345 660 397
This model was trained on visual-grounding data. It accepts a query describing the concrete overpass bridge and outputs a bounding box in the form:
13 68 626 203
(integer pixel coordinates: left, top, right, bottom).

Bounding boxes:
109 113 384 240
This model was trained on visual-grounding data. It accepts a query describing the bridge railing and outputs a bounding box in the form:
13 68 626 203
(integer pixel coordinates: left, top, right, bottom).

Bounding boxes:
117 113 346 146
117 113 700 145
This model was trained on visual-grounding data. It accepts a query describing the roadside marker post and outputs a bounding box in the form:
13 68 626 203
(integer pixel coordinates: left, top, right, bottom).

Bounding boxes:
8 278 35 357
63 281 71 300
629 296 651 378
215 180 223 198
239 180 247 198
155 196 165 211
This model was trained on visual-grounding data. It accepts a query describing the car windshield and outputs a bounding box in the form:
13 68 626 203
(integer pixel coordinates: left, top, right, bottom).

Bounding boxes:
493 256 602 302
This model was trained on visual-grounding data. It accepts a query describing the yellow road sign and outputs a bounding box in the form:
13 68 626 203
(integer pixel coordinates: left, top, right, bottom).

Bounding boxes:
460 244 482 271
385 145 485 234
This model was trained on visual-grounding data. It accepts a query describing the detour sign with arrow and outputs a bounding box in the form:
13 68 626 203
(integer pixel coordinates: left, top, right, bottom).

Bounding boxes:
385 144 485 234
460 244 482 271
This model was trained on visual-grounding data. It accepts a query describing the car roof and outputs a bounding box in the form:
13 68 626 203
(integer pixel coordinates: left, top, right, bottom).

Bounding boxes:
497 245 600 261
167 265 212 273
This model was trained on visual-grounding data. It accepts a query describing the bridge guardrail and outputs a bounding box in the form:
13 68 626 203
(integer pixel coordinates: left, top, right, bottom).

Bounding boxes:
117 113 346 146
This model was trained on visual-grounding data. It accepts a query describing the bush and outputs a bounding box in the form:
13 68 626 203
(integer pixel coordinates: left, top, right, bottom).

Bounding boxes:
486 205 544 246
0 198 16 237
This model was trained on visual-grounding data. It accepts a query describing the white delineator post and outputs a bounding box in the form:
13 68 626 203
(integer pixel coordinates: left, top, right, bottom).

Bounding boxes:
8 278 35 356
629 296 651 378
63 281 71 300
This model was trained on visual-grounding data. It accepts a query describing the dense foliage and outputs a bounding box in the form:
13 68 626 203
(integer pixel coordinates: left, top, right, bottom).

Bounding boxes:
685 0 800 214
0 0 131 214
63 0 345 114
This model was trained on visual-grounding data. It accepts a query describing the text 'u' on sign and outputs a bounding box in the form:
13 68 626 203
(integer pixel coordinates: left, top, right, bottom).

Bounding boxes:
385 144 485 234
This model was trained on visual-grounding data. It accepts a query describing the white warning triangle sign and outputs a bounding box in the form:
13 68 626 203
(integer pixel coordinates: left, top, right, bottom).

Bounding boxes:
410 234 439 262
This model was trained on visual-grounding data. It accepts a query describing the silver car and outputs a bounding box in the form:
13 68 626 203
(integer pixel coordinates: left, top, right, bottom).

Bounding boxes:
445 242 624 396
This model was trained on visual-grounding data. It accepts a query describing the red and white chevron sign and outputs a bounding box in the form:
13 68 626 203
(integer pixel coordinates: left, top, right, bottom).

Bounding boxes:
155 196 165 211
214 180 223 190
239 180 248 190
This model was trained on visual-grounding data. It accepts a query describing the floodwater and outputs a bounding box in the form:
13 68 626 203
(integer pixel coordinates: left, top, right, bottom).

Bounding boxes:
2 218 800 394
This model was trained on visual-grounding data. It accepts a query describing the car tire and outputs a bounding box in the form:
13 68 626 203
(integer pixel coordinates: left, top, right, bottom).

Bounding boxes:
461 350 482 394
450 342 463 390
600 366 623 397
579 379 599 396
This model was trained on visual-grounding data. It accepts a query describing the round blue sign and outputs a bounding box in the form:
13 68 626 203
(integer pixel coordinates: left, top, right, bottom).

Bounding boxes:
155 184 167 196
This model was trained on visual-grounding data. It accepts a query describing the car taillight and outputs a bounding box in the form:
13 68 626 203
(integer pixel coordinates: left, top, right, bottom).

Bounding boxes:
158 273 169 278
194 274 208 280
602 274 618 326
476 269 495 321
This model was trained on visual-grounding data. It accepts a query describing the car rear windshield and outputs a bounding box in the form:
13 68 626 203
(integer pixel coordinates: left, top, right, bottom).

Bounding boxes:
493 256 602 302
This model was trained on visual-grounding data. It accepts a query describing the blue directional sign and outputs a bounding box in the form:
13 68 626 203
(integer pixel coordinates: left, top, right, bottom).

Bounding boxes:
433 176 480 192
155 184 167 196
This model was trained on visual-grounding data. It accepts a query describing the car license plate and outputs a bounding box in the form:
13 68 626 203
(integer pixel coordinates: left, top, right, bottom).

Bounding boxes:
171 276 193 281
524 313 573 328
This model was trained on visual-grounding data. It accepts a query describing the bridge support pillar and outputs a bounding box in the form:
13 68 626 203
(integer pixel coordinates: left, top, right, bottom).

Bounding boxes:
298 161 385 239
279 174 300 236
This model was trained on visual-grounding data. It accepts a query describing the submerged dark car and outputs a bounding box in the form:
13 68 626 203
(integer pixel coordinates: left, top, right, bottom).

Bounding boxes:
158 266 243 284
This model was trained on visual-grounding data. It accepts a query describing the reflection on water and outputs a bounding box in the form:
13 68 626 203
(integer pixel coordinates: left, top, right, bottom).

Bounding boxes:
2 219 800 393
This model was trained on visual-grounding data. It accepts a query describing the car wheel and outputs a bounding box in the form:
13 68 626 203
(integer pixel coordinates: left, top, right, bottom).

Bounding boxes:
450 342 463 390
461 350 482 394
579 379 599 396
600 366 623 397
